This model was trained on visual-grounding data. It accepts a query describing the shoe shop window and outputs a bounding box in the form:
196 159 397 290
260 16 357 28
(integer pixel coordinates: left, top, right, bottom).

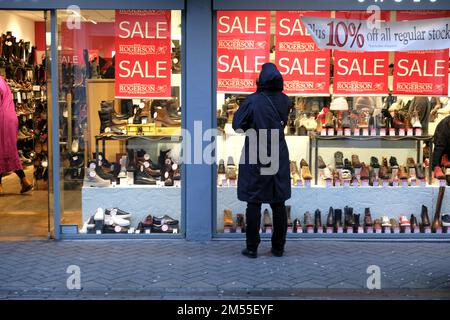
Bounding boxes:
0 10 51 239
215 10 450 237
57 10 183 237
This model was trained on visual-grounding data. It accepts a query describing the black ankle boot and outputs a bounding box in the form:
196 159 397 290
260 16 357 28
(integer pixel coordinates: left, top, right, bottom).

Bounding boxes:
98 110 112 133
334 209 343 228
421 205 431 227
326 207 334 227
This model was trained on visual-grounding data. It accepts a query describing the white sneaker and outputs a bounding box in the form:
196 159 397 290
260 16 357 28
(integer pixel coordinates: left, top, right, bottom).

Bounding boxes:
94 208 104 221
112 215 131 227
381 216 391 227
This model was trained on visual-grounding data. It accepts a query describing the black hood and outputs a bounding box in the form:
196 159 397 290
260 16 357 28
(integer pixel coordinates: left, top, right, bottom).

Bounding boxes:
257 62 283 92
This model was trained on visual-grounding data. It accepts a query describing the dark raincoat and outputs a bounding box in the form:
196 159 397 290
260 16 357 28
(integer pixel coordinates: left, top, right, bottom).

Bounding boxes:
232 63 292 204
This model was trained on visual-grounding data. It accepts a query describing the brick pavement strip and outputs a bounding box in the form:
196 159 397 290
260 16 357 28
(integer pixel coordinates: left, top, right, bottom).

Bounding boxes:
1 241 450 299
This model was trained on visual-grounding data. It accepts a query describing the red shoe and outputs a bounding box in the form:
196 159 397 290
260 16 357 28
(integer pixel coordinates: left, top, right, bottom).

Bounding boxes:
434 166 445 179
399 215 410 227
441 154 450 168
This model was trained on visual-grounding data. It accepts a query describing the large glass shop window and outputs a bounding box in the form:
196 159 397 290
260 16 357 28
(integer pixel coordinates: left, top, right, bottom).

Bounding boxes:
58 10 183 236
215 10 450 235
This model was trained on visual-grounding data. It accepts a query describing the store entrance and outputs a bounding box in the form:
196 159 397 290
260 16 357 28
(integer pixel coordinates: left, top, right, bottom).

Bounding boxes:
0 10 51 240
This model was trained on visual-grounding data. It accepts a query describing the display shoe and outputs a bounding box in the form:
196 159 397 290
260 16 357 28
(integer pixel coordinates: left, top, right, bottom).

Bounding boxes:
226 156 237 180
334 151 344 169
141 214 154 227
341 111 351 128
441 214 450 227
323 165 333 180
398 166 408 180
354 214 361 228
301 164 313 180
290 161 301 184
379 165 389 180
223 209 233 227
79 216 95 234
105 208 132 219
434 166 445 179
154 108 181 127
432 211 442 231
399 215 410 227
84 170 111 187
153 215 179 226
293 218 302 233
344 206 355 228
341 169 352 180
241 248 257 259
406 157 416 168
324 111 334 128
286 206 293 227
20 177 33 193
389 156 399 169
93 208 105 230
364 208 373 226
314 209 322 229
381 216 391 227
326 207 334 227
134 169 157 185
138 163 161 178
236 213 245 231
103 225 129 234
317 156 326 169
360 163 370 180
263 209 272 227
373 219 382 229
352 154 362 169
334 209 343 228
105 214 131 227
304 211 314 227
441 154 450 168
370 157 380 169
218 159 226 174
92 163 113 180
390 218 399 229
421 205 431 227
410 214 419 229
415 164 425 180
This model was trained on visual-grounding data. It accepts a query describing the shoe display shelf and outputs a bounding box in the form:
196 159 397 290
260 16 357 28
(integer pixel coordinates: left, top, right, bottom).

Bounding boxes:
309 135 434 185
80 184 182 237
216 185 450 238
95 134 183 162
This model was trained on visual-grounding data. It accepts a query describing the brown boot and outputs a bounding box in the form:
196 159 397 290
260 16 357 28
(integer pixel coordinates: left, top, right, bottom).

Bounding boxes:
360 163 370 180
379 165 389 180
352 154 362 168
301 166 312 180
154 108 181 127
223 209 233 227
398 166 408 180
20 177 33 194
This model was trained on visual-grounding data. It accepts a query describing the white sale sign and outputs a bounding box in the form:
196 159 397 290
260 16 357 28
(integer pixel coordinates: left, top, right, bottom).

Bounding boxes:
301 16 450 51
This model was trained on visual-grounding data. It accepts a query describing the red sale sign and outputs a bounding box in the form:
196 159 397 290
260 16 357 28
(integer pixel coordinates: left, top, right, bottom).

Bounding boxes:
217 11 271 93
115 10 171 98
394 11 450 96
276 11 331 95
333 11 390 95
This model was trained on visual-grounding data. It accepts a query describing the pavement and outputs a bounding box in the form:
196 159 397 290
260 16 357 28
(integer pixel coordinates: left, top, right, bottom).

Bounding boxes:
0 240 450 300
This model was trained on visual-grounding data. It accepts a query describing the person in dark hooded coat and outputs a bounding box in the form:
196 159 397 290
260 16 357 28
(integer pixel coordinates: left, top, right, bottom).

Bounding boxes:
232 63 292 258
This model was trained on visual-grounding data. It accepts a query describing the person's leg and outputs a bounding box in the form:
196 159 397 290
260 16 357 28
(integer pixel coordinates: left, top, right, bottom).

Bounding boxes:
15 170 32 193
270 202 287 256
244 202 262 256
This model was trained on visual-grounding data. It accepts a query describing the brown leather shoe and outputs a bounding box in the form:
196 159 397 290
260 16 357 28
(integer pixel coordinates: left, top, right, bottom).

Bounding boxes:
300 159 309 168
301 162 312 180
352 154 362 168
364 208 373 226
318 156 326 169
373 219 382 229
379 165 389 179
406 157 416 168
224 209 233 227
360 163 369 180
154 108 181 127
398 166 408 180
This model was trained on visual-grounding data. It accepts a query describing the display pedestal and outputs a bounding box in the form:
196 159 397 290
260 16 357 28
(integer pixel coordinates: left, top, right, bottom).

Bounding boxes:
82 185 181 228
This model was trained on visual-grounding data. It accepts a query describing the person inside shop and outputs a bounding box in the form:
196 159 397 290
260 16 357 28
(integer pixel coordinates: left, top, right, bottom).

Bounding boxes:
0 75 33 194
232 62 291 258
432 113 450 175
